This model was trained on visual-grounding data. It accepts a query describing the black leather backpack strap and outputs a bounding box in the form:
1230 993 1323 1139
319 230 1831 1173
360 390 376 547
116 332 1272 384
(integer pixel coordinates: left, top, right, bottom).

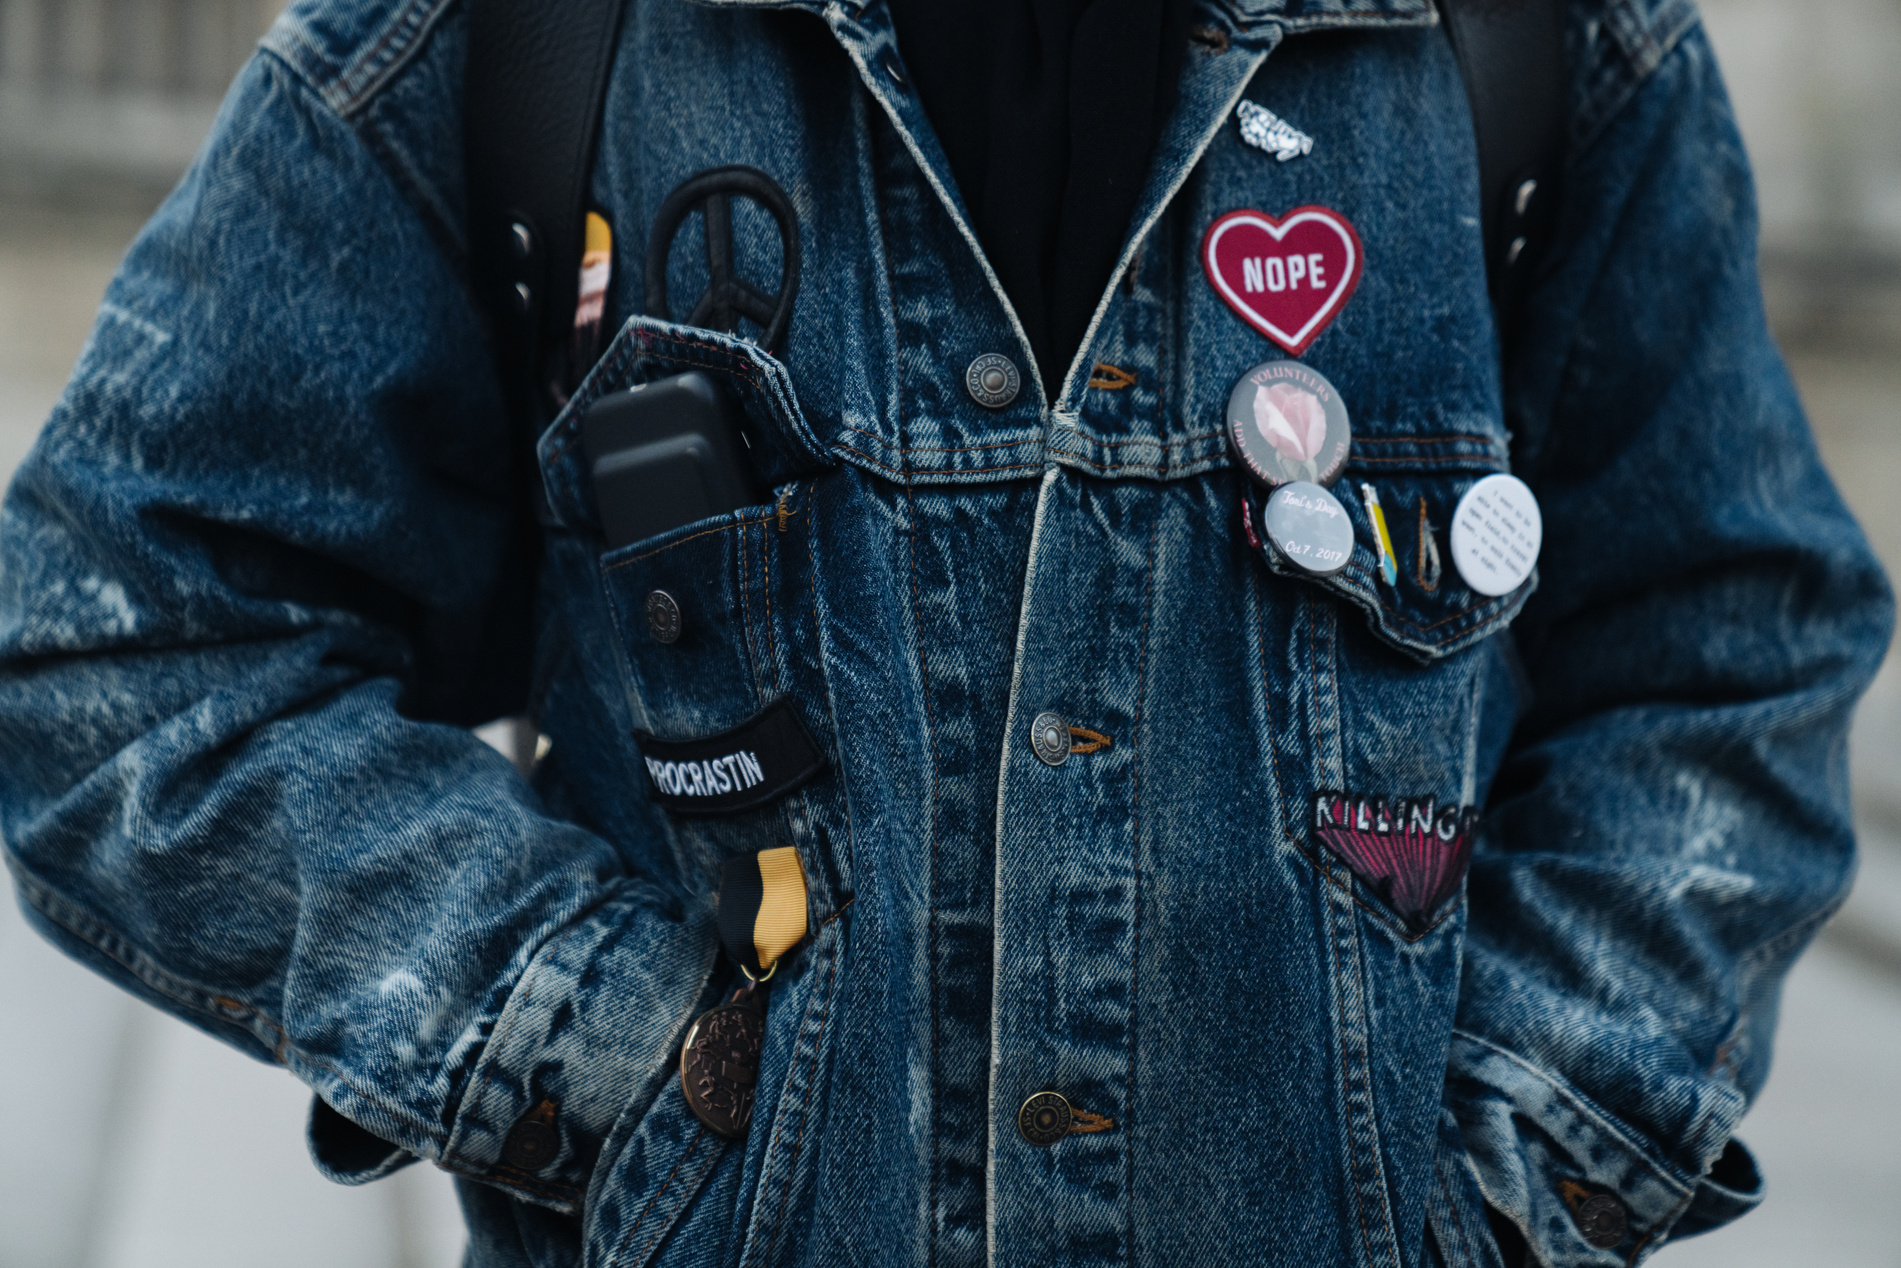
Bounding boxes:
1437 0 1569 358
465 0 629 431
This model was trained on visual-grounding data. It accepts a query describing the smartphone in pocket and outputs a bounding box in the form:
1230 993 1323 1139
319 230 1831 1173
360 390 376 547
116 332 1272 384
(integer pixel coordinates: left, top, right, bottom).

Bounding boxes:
580 372 764 549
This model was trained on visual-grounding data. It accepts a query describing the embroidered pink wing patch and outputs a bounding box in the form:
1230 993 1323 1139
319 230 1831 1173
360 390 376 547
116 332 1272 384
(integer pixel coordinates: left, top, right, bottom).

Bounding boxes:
1312 793 1478 923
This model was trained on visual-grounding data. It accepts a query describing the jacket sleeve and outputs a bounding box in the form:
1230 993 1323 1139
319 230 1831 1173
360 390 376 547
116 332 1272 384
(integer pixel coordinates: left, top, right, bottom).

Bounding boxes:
1444 7 1895 1265
0 31 714 1215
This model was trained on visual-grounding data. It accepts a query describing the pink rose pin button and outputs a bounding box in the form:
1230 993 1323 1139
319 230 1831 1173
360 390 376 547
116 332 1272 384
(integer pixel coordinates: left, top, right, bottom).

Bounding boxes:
1224 360 1352 489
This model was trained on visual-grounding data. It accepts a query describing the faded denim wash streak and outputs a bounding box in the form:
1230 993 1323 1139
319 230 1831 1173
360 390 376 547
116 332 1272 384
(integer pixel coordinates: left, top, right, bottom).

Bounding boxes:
0 0 1891 1265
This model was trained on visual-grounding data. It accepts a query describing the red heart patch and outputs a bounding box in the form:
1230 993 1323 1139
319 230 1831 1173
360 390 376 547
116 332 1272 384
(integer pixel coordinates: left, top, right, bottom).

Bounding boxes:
1202 206 1364 356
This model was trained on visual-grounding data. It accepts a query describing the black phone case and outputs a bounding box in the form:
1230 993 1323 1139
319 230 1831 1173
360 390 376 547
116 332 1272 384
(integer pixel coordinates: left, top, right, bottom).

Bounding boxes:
580 372 763 548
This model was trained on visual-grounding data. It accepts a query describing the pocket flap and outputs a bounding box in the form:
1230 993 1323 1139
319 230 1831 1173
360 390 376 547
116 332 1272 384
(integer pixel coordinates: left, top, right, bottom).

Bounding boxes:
538 316 837 533
1254 447 1537 663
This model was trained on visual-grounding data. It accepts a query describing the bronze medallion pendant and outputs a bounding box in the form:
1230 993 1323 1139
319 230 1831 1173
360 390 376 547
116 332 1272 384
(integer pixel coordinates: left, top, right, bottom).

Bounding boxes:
681 986 767 1139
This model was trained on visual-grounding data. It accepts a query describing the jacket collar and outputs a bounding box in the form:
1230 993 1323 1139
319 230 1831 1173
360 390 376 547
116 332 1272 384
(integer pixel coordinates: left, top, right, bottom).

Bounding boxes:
690 0 1437 36
1219 0 1436 33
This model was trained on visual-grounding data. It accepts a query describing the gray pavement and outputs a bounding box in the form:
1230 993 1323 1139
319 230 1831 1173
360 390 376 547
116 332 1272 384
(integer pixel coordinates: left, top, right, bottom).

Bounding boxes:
3 212 1901 1267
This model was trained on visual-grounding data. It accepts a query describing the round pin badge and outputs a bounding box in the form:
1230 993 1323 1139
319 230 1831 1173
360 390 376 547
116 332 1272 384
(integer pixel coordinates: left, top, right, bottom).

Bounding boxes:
1449 473 1542 597
1225 361 1351 489
1261 481 1355 577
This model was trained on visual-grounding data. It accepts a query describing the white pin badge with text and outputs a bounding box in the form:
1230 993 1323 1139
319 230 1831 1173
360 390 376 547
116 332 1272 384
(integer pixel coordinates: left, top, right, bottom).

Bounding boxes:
1237 101 1313 162
1450 474 1542 597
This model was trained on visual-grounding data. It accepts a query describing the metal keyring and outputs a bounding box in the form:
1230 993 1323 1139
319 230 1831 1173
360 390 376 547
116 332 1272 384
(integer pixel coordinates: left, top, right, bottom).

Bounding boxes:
644 166 802 355
741 961 779 986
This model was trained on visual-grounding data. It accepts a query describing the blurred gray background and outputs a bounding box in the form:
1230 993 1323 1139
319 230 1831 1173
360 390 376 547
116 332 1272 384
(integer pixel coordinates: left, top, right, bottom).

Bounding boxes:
1 1 1898 1264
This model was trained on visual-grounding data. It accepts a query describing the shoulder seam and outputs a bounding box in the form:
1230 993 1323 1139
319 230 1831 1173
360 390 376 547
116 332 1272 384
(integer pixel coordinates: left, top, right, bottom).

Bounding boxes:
262 0 459 119
1572 0 1701 151
258 1 468 259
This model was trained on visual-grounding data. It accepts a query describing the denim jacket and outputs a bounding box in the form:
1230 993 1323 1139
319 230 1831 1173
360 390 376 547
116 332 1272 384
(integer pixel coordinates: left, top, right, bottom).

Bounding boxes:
1 0 1891 1265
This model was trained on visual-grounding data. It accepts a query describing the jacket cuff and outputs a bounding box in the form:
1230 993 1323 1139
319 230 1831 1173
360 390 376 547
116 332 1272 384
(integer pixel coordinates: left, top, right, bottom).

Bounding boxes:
438 888 720 1213
1446 1031 1762 1266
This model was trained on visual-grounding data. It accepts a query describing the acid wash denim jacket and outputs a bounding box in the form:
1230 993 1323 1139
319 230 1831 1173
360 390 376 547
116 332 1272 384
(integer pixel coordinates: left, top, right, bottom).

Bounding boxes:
1 0 1892 1264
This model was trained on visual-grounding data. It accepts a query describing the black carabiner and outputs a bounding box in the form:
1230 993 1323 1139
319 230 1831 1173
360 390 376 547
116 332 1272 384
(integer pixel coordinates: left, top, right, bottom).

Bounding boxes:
644 166 801 355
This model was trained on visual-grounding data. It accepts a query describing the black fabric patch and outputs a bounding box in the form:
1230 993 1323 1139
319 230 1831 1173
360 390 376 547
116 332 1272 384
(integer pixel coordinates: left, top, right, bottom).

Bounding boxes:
634 698 827 816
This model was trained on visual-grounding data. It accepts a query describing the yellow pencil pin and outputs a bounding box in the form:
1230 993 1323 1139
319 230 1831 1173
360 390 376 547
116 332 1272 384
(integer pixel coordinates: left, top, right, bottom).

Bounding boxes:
576 212 613 330
571 211 614 372
1360 482 1399 586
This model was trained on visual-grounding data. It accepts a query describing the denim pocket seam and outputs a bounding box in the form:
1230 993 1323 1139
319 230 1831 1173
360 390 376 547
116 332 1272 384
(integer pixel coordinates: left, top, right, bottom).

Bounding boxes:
601 512 766 572
1354 433 1500 447
748 921 846 1267
1055 427 1229 454
1252 576 1290 809
835 439 1048 481
539 323 832 520
841 424 1042 456
1272 556 1534 665
1059 446 1232 479
1348 455 1510 471
753 517 784 698
1378 584 1532 637
789 481 857 898
1432 1148 1485 1268
737 515 772 703
603 1125 717 1268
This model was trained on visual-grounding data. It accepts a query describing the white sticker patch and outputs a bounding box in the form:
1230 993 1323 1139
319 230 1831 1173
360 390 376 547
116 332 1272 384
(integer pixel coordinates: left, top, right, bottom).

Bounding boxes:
1237 100 1314 162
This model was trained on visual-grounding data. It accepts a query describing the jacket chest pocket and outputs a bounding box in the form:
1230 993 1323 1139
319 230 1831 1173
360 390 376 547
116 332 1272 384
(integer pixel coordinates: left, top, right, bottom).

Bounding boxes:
535 316 844 886
538 314 835 720
599 504 800 741
1256 443 1533 936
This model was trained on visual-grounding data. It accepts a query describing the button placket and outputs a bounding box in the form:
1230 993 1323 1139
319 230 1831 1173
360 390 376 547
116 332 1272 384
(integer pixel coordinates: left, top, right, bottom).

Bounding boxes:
989 470 1150 1258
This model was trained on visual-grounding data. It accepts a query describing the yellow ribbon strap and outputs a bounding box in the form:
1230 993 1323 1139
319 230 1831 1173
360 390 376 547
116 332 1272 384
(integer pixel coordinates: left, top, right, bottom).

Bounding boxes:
752 846 809 972
717 846 811 978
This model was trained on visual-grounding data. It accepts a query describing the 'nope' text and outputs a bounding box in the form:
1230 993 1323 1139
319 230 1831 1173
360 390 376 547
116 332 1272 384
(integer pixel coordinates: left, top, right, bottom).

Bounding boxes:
1241 253 1328 293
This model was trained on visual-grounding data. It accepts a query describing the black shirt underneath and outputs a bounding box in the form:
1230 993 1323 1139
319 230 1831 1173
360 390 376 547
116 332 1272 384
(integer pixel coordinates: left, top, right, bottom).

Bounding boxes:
886 0 1191 397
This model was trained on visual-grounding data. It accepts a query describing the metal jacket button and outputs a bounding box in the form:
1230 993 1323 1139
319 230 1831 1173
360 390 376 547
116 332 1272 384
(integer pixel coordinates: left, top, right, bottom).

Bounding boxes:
501 1099 559 1170
646 590 683 643
966 354 1020 409
1030 711 1070 766
507 221 534 261
1017 1091 1072 1146
1574 1193 1628 1248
